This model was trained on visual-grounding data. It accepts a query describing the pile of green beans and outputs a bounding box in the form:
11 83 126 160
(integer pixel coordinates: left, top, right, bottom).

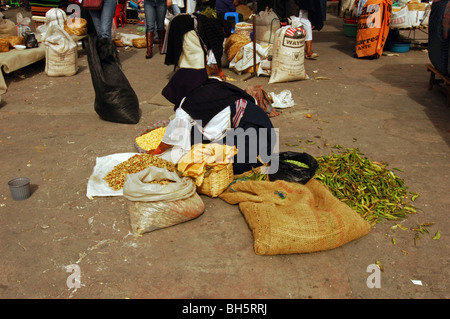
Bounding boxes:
314 148 419 224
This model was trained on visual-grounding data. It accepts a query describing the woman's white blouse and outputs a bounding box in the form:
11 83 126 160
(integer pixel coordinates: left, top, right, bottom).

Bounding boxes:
162 103 231 152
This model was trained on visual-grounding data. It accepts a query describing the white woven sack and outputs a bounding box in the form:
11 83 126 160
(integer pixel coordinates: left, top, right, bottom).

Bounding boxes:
390 6 411 29
269 26 308 84
43 23 78 77
255 9 280 44
45 8 67 27
45 46 78 77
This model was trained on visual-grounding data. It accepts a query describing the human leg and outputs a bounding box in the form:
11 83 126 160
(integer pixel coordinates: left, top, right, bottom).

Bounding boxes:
299 10 317 58
171 4 181 15
94 0 117 39
144 0 157 33
89 10 102 37
156 0 167 53
144 0 157 58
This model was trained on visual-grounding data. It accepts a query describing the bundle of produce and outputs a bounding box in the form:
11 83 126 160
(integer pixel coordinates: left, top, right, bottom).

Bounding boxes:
314 148 419 224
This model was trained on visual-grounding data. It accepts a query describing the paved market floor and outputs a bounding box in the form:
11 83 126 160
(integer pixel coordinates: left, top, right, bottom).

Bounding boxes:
0 6 449 300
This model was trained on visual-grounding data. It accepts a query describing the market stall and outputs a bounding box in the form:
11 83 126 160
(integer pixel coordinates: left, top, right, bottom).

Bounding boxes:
86 128 421 255
0 8 86 100
340 0 430 53
0 42 46 97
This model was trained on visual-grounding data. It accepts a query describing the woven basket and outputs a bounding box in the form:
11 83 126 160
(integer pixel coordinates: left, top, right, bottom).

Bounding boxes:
65 18 87 29
235 22 253 40
5 36 25 47
197 163 234 197
64 25 87 36
134 120 169 153
407 3 427 11
0 39 10 52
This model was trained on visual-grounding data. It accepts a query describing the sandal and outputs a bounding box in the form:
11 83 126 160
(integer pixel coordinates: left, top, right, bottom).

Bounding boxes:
305 52 319 59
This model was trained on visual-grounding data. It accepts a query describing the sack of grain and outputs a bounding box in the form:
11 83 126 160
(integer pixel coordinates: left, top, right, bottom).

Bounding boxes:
123 166 205 235
45 8 67 27
0 18 16 37
43 23 78 77
255 9 280 44
235 22 253 41
269 26 308 84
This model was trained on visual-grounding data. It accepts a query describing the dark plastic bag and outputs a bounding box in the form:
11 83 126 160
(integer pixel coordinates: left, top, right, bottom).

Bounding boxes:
23 31 38 48
85 34 141 124
269 151 318 184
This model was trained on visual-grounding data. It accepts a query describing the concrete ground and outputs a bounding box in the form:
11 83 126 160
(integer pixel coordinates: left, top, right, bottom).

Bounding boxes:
0 4 449 301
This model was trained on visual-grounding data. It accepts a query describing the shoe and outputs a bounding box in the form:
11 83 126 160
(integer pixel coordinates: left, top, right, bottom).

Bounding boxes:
305 52 319 60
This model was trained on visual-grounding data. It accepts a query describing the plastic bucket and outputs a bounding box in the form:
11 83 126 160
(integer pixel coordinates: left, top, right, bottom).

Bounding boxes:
8 177 31 201
385 41 411 53
343 22 357 37
344 18 357 24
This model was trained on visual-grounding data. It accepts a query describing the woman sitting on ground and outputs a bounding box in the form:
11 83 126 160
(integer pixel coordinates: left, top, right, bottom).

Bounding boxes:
149 68 277 175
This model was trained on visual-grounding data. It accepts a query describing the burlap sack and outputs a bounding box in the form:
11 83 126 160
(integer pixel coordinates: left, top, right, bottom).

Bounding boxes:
220 179 371 255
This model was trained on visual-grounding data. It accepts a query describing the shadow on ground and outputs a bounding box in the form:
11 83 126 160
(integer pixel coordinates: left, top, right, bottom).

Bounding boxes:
371 63 450 149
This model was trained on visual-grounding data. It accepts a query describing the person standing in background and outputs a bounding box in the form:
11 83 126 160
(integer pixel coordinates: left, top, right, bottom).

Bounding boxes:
215 0 236 16
170 0 185 14
87 0 118 39
298 0 323 59
272 0 323 59
144 0 168 58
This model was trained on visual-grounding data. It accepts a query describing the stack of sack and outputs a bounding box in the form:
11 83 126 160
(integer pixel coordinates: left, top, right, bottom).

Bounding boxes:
390 0 430 29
